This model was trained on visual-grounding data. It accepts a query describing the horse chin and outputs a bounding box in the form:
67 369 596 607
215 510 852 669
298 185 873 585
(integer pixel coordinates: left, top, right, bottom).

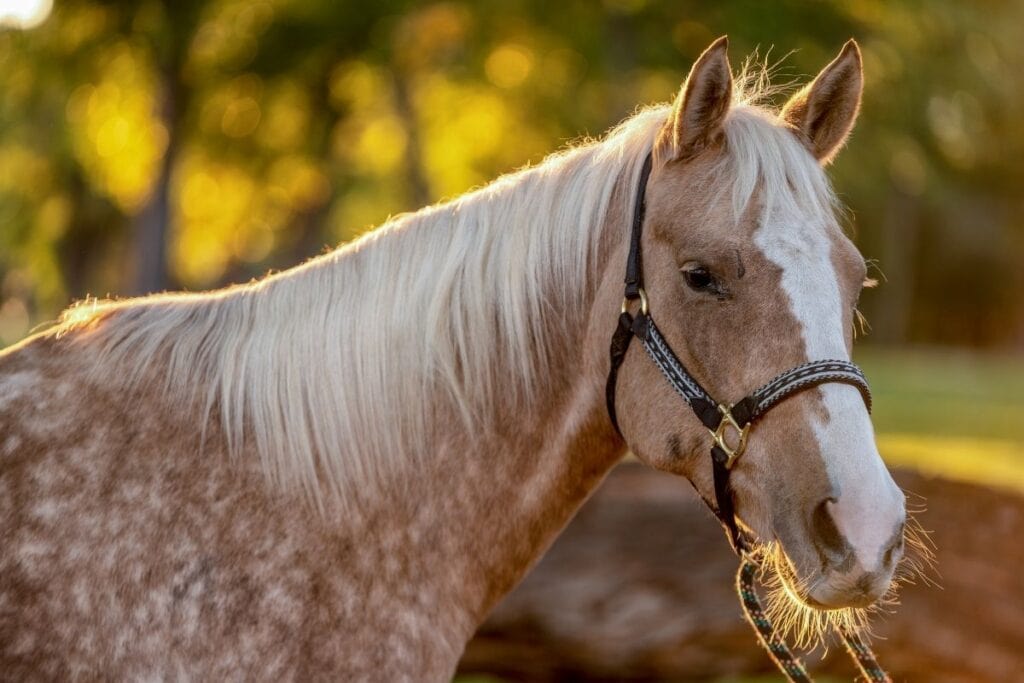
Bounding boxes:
748 542 878 649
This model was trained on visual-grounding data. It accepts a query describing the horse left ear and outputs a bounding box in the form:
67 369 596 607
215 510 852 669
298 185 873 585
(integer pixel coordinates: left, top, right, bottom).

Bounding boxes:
781 40 863 165
658 36 733 163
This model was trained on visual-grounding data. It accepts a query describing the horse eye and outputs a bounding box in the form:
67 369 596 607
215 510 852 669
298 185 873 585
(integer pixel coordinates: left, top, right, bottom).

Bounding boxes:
683 266 715 291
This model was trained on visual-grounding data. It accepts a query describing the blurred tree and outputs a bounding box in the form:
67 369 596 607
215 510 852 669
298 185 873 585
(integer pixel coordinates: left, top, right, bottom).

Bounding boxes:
0 0 1022 350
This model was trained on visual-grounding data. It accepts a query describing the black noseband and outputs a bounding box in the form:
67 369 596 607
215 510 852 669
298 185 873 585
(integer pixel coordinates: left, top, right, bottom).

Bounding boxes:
605 151 872 553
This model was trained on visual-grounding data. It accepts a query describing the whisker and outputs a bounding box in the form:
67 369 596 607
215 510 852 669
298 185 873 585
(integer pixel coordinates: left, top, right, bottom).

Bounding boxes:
864 258 887 286
853 307 871 339
748 504 937 652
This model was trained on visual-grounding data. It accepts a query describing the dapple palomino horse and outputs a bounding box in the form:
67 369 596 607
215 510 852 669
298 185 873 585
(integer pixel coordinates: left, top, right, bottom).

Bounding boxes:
1 38 907 679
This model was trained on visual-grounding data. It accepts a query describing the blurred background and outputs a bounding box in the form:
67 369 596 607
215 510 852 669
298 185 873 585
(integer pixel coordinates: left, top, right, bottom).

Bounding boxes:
1 0 1022 680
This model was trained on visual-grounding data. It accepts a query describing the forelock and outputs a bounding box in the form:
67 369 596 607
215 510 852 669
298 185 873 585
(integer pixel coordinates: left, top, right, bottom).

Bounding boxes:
715 105 841 233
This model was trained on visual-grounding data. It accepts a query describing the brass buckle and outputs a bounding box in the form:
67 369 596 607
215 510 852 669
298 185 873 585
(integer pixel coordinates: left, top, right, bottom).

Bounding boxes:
621 287 649 315
708 403 750 469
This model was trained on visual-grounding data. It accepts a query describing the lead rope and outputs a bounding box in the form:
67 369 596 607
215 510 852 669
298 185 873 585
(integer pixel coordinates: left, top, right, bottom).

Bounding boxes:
837 625 891 683
736 556 813 682
736 550 891 683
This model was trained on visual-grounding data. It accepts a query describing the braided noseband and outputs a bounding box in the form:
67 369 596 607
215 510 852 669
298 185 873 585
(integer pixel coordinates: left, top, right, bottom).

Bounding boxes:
606 152 890 682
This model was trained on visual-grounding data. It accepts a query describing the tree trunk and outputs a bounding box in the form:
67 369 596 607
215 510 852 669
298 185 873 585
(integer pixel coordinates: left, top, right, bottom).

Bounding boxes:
392 68 432 208
872 188 919 345
131 74 178 295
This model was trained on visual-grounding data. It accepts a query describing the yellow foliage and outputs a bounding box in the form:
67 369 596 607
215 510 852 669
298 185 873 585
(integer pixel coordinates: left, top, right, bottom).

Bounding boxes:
0 143 52 198
329 60 411 180
330 183 405 243
173 150 328 285
188 0 274 73
261 83 311 151
335 115 408 177
485 44 534 89
221 96 262 138
34 195 70 240
267 155 330 208
57 3 110 52
199 74 264 137
330 61 389 113
603 0 647 14
416 75 514 197
635 69 678 108
392 3 471 71
671 20 714 55
65 42 168 212
538 48 587 92
174 153 258 284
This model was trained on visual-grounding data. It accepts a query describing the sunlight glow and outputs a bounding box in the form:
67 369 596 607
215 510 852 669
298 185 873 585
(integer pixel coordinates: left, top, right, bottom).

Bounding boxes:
879 432 1024 493
55 297 104 336
0 0 52 29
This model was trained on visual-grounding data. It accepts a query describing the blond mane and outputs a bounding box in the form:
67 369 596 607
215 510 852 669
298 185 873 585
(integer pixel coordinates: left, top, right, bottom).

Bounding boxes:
56 64 837 512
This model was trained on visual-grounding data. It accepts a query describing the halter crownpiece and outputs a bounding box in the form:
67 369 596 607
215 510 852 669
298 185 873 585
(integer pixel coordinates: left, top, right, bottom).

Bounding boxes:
605 151 889 683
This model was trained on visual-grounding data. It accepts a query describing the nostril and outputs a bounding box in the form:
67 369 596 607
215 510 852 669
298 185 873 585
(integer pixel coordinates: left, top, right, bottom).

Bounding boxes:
882 522 906 568
855 572 875 596
811 497 847 558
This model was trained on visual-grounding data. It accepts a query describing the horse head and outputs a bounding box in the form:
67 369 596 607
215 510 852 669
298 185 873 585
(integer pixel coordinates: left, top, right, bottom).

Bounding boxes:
606 38 907 624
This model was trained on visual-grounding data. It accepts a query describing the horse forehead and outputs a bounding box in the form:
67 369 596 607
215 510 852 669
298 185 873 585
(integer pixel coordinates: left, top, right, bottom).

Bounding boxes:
645 153 729 228
754 207 849 362
645 158 853 291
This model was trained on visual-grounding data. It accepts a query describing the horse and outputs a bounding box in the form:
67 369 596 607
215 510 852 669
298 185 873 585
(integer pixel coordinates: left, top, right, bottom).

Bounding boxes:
1 37 907 680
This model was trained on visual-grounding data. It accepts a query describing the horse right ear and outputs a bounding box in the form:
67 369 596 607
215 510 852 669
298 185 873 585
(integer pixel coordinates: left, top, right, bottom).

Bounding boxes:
657 36 733 163
781 40 863 165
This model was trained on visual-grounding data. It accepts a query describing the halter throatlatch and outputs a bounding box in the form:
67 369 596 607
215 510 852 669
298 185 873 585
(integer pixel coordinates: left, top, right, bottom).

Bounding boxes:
606 152 890 683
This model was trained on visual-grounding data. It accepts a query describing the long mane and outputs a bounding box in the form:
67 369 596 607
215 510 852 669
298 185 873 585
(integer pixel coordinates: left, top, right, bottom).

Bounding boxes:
58 108 663 511
55 63 837 512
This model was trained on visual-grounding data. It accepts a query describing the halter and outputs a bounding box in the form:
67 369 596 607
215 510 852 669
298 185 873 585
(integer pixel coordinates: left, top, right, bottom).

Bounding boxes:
606 152 890 683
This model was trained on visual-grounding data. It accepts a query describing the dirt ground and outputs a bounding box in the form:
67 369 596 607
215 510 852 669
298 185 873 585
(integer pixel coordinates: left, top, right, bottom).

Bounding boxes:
458 463 1024 682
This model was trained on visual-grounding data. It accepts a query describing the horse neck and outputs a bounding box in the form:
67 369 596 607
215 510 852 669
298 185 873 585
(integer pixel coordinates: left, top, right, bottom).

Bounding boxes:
79 147 636 644
323 159 634 635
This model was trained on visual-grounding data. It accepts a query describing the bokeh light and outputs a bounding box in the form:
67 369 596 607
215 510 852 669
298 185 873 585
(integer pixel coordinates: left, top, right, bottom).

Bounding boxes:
0 0 52 30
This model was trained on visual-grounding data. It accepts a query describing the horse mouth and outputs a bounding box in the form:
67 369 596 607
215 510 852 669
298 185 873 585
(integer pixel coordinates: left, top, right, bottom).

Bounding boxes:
772 548 831 610
750 542 878 649
775 549 882 611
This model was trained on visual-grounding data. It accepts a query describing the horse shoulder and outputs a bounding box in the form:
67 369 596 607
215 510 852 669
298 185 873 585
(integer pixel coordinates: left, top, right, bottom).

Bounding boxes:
0 331 458 680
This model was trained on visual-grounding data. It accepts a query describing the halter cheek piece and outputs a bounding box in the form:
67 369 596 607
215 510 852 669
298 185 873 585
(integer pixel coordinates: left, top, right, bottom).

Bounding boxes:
605 151 873 552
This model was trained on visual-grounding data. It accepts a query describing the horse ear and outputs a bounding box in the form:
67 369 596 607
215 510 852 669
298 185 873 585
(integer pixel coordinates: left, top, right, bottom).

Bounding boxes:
658 36 733 162
782 40 864 165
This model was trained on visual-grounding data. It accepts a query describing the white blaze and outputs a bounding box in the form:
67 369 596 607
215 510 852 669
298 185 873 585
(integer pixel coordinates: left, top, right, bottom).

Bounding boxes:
754 205 904 573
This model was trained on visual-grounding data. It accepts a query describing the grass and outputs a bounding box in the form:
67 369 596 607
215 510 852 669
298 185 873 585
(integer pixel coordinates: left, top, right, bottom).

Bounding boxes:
855 346 1024 494
855 347 1024 442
